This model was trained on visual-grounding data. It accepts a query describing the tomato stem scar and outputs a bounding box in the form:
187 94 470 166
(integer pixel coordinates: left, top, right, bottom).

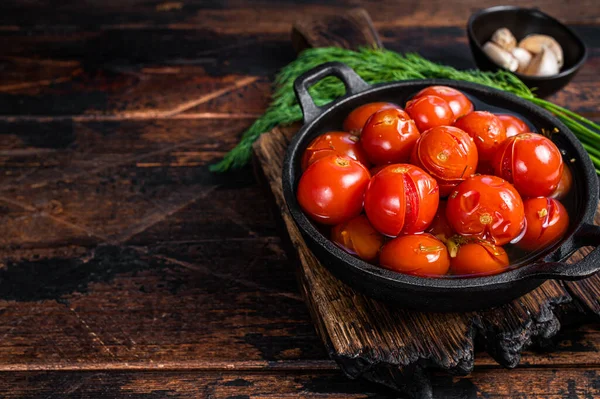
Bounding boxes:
335 158 350 167
537 208 548 218
479 213 493 225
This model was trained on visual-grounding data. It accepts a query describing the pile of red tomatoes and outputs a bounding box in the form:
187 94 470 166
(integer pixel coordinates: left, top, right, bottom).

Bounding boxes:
296 86 572 277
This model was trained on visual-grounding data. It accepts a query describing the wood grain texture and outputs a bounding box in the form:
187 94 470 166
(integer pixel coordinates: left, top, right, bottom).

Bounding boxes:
0 368 599 398
292 8 382 53
0 25 597 119
1 0 600 30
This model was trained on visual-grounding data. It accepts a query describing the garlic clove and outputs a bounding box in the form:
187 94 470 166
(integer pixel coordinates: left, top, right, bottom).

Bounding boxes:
483 41 519 72
491 28 517 51
522 45 560 77
518 34 563 68
511 47 533 73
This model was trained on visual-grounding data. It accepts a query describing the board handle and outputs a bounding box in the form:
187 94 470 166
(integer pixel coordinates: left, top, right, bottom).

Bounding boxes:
293 62 370 125
522 223 600 281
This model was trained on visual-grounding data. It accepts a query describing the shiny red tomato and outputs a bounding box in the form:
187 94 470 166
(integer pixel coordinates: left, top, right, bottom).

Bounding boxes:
492 133 563 198
446 175 525 245
413 86 474 119
379 233 450 276
364 164 439 236
410 126 478 197
497 114 529 138
426 201 454 243
453 111 507 161
517 197 569 251
360 108 420 164
331 215 384 261
301 132 370 171
450 241 509 276
405 95 455 132
550 164 573 200
343 102 399 135
297 155 371 225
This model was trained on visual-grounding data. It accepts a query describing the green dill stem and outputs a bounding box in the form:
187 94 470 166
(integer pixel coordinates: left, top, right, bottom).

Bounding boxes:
533 98 600 132
211 47 600 175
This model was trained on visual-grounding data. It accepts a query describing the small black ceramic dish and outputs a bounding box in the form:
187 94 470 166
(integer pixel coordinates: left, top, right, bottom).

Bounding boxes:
467 6 587 97
282 61 600 312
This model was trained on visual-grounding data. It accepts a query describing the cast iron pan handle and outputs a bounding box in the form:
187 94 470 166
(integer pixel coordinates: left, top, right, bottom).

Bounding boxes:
524 223 600 281
294 62 370 125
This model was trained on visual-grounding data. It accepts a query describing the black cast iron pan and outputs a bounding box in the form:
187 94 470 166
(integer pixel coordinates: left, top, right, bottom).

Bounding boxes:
282 62 600 312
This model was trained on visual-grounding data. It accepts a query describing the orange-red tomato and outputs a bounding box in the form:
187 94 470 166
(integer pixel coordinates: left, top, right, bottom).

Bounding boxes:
492 133 563 198
405 95 455 132
331 215 384 261
410 126 478 197
426 201 454 243
301 132 370 171
297 155 371 225
453 111 507 161
517 197 569 251
550 164 573 200
446 175 525 245
379 233 450 276
497 114 529 138
413 86 474 119
364 164 439 236
343 102 399 135
450 242 509 276
360 108 420 165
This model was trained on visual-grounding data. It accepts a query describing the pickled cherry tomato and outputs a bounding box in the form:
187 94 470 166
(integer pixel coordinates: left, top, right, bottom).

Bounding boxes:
413 86 474 119
297 155 371 225
360 108 420 164
453 111 507 161
331 215 384 261
405 95 455 132
450 242 509 276
427 201 454 243
301 132 370 171
364 164 439 236
517 197 569 251
497 114 529 138
379 233 450 276
410 126 478 197
446 175 525 245
550 165 573 200
492 133 563 198
343 102 399 135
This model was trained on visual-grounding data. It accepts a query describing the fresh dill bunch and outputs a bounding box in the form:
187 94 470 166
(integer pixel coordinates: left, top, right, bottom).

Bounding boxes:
211 47 600 173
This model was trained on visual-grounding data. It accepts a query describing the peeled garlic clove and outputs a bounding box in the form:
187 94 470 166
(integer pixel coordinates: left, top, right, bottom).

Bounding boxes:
523 45 560 77
518 34 563 68
483 41 519 72
511 47 533 73
491 28 517 51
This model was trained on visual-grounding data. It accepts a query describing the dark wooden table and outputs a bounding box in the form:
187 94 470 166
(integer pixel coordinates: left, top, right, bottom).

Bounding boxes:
0 1 599 397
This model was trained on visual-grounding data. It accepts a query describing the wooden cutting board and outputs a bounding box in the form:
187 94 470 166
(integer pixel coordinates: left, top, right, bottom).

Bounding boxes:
252 9 600 398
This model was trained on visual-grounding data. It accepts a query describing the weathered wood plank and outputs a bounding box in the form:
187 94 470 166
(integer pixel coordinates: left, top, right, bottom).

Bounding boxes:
292 8 382 53
0 367 598 398
0 26 597 118
0 240 324 366
0 118 253 192
1 0 599 29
